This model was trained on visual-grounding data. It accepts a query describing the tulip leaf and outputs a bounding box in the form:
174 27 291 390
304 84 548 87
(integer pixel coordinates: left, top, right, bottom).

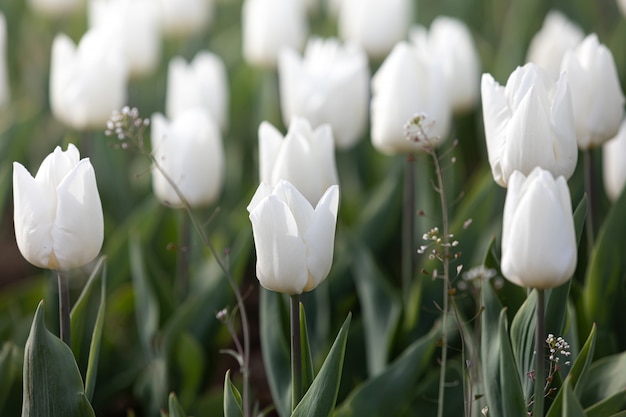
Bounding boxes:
584 390 626 417
498 308 527 416
563 378 587 417
22 301 95 417
299 303 315 395
292 314 350 417
174 331 205 407
167 392 188 417
579 349 626 408
224 370 243 417
0 342 20 411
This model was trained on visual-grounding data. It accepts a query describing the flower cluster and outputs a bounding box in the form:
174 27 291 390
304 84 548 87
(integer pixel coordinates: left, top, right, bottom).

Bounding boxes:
546 333 571 366
105 106 150 149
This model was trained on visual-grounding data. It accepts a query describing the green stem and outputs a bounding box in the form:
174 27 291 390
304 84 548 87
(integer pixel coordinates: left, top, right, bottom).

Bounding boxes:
534 289 545 417
402 155 416 306
290 294 303 411
57 270 71 347
176 211 191 303
583 149 596 253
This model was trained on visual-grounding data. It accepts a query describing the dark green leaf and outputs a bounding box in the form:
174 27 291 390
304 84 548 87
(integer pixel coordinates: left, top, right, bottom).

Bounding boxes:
0 341 20 410
498 309 527 416
584 390 626 417
167 392 188 417
174 332 204 407
563 379 587 417
224 370 243 417
300 303 315 394
580 349 626 407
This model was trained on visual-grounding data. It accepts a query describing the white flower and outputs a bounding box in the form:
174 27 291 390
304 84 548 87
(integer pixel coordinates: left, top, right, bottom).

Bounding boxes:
247 180 339 294
0 13 8 107
603 119 626 202
28 0 82 17
278 38 369 149
13 144 104 270
159 0 214 38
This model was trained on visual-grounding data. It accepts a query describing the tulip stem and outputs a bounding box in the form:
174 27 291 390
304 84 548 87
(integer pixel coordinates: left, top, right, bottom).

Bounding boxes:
402 155 416 306
57 270 71 347
534 288 546 417
176 212 191 303
583 149 596 252
290 294 303 411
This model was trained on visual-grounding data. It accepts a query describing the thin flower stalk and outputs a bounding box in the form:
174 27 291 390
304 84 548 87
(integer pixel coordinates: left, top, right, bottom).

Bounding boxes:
290 294 303 411
57 270 71 346
534 289 545 417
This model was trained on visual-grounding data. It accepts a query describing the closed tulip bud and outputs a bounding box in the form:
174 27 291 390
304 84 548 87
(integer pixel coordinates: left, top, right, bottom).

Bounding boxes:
247 180 339 295
50 30 127 131
371 41 451 154
159 0 213 38
13 144 104 271
0 13 8 107
410 16 480 114
278 38 369 149
561 33 625 150
259 117 338 206
166 51 229 132
151 109 224 208
526 10 583 80
28 0 82 17
242 0 308 68
501 168 577 289
603 119 626 201
338 0 413 61
481 63 578 187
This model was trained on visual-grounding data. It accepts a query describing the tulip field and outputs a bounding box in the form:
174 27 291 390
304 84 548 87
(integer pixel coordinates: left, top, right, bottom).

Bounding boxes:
3 0 626 416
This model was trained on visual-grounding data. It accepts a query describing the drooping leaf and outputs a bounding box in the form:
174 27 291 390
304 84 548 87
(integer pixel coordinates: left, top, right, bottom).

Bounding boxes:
224 370 243 417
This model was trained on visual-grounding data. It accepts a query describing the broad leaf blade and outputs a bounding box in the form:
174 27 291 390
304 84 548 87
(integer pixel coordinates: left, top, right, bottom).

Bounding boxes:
498 309 527 416
224 370 243 417
300 303 315 394
167 392 188 417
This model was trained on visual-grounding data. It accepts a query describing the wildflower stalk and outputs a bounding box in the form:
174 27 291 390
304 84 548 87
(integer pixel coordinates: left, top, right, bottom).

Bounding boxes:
534 289 545 417
57 270 71 346
290 294 303 411
402 155 416 307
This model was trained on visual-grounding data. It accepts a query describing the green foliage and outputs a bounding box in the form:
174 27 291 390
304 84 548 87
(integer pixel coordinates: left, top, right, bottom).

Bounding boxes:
224 370 243 417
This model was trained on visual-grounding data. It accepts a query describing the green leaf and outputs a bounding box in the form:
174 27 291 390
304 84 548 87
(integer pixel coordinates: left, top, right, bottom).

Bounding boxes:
334 322 440 417
498 309 527 416
167 392 188 417
584 390 626 417
563 379 587 417
224 370 243 417
580 349 626 407
300 303 315 395
174 332 205 407
22 301 95 417
510 290 536 401
573 195 588 246
0 342 20 410
292 314 351 417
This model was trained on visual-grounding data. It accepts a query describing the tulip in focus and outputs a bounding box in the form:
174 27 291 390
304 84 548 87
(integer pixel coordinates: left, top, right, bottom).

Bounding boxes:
561 33 625 150
278 38 369 149
13 144 104 270
247 180 339 295
242 0 308 68
481 63 578 187
159 0 214 38
370 41 451 154
603 119 626 202
28 0 82 17
501 168 577 289
526 10 584 80
151 109 224 208
166 51 229 132
259 117 338 205
50 30 127 131
0 13 8 107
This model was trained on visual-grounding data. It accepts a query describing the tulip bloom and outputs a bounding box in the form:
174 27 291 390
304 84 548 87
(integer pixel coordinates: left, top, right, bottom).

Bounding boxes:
247 181 339 294
13 144 104 270
166 51 229 132
0 13 8 107
481 63 578 187
603 119 626 202
151 109 224 208
259 117 338 206
278 38 369 149
50 30 127 131
28 0 81 17
561 34 625 149
501 168 577 289
159 0 214 38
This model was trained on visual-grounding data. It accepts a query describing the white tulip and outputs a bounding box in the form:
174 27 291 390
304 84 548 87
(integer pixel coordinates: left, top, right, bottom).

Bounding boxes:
13 144 104 270
159 0 213 38
561 33 625 150
259 117 338 206
618 0 626 19
247 180 339 294
278 38 369 149
0 13 8 107
166 51 229 132
501 168 577 289
481 63 578 187
151 109 224 208
28 0 82 17
603 119 626 202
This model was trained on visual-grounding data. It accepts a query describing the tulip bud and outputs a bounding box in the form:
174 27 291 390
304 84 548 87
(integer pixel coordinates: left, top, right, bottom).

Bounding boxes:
0 13 8 107
481 63 578 187
28 0 82 17
166 51 229 132
259 117 338 206
603 119 626 202
526 10 584 80
242 0 308 68
151 109 224 208
501 168 577 289
561 33 625 150
278 38 369 149
247 180 339 294
13 144 104 271
159 0 214 38
371 41 451 154
50 30 127 131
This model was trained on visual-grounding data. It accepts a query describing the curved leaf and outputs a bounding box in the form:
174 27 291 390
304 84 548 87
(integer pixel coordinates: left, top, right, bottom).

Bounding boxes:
498 309 527 416
224 370 243 417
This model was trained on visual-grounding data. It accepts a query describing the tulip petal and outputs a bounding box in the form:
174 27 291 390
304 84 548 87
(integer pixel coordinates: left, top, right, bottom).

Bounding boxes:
272 180 315 233
258 121 284 184
247 182 274 212
481 73 511 186
549 75 578 179
587 47 624 142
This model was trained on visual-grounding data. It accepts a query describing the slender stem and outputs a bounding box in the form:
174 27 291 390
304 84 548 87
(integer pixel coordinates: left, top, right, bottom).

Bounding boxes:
534 289 546 417
176 212 191 303
402 155 416 306
290 294 303 411
583 149 596 252
57 270 71 347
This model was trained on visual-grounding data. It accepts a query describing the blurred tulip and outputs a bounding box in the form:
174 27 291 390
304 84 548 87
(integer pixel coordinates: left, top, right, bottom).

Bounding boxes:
151 109 224 208
278 38 369 149
89 0 161 77
561 33 625 150
166 51 229 132
526 10 583 79
603 119 626 201
50 30 127 131
159 0 213 38
501 168 577 289
259 117 338 205
481 63 577 187
371 41 450 154
0 13 8 107
13 144 104 271
247 180 339 294
28 0 82 17
618 0 626 18
410 16 480 113
242 0 308 68
337 0 413 60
